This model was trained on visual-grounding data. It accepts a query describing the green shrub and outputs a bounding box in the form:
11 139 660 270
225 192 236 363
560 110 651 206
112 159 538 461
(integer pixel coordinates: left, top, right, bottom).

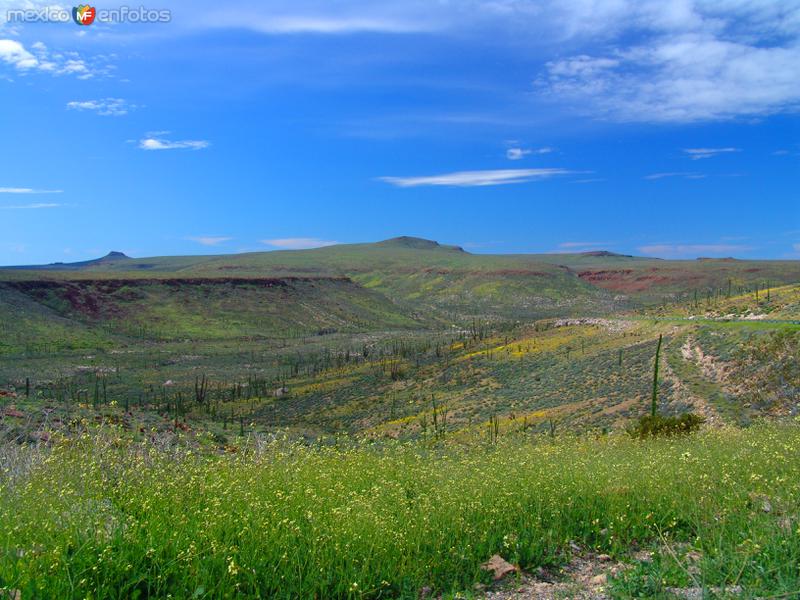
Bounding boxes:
629 413 705 438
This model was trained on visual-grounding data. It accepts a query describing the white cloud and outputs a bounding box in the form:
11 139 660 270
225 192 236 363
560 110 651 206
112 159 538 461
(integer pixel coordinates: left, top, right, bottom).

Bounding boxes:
0 39 38 69
262 238 339 249
638 243 752 258
139 136 210 151
186 236 232 246
644 172 705 180
506 148 531 160
0 203 61 209
0 187 62 194
0 39 110 79
67 98 135 116
506 146 552 160
683 147 740 160
379 168 571 187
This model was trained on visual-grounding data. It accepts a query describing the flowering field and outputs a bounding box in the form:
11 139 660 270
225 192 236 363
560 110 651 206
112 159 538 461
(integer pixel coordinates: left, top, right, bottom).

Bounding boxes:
2 425 799 598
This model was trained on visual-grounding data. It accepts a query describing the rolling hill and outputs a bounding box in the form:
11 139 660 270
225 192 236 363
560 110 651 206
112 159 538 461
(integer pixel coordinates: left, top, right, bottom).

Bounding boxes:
0 275 421 351
4 237 799 325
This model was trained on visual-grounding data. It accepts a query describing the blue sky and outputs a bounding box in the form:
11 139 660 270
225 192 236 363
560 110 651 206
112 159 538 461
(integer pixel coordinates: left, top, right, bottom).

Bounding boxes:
1 0 799 264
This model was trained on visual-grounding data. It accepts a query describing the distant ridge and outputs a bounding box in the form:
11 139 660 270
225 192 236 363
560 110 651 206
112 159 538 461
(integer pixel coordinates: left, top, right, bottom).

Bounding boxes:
2 251 132 270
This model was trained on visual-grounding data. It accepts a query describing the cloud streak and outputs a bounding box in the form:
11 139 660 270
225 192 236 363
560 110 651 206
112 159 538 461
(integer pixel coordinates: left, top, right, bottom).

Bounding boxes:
186 236 232 246
683 147 740 160
139 135 210 151
0 187 62 194
262 238 339 249
221 15 433 34
558 241 611 249
379 168 571 187
644 172 705 180
638 243 753 258
0 203 61 209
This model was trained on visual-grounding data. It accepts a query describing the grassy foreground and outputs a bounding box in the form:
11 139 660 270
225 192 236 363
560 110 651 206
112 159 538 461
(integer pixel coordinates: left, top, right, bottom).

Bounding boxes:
2 425 800 598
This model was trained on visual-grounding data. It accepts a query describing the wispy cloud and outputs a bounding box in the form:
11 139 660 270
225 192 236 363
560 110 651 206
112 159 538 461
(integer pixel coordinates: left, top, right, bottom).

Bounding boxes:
139 135 210 151
0 242 27 254
0 187 62 194
558 242 611 249
226 16 433 34
262 238 339 250
536 2 800 124
555 241 613 253
0 203 61 209
638 243 753 258
186 235 232 246
506 146 552 160
460 240 505 250
644 172 706 180
188 4 441 35
683 147 740 160
67 98 135 116
379 168 571 188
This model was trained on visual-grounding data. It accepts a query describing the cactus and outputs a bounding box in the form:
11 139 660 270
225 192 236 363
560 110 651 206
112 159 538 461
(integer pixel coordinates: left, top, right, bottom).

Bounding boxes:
651 334 663 417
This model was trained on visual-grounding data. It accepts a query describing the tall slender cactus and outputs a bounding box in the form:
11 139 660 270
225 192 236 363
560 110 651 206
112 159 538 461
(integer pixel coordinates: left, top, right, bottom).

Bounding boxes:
651 334 663 417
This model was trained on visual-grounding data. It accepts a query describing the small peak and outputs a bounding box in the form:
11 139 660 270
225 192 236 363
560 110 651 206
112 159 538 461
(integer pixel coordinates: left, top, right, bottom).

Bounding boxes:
379 236 440 249
86 251 132 264
377 236 465 252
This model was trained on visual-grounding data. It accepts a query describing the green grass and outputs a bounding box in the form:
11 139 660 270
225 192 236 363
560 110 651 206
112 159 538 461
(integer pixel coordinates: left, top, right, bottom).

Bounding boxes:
2 424 799 599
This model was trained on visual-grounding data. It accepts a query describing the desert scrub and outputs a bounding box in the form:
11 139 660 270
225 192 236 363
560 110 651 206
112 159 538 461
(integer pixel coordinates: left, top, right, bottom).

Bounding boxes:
1 425 800 598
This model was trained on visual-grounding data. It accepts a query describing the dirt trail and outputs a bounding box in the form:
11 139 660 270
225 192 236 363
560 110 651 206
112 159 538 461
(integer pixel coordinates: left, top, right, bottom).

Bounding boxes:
680 336 731 385
657 336 722 425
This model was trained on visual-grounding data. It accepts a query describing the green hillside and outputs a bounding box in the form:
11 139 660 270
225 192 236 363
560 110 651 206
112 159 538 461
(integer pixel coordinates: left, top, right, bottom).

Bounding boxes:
0 276 419 347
